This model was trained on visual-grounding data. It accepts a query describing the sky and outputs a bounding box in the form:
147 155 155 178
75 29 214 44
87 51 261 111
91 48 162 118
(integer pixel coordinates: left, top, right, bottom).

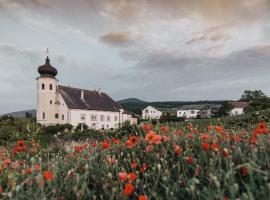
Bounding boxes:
0 0 270 114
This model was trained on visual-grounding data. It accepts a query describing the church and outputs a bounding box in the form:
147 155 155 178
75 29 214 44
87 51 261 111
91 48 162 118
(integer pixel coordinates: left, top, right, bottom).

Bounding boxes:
36 56 136 129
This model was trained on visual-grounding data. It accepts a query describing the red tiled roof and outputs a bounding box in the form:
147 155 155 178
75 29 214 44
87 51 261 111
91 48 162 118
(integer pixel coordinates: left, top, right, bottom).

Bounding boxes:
230 101 249 108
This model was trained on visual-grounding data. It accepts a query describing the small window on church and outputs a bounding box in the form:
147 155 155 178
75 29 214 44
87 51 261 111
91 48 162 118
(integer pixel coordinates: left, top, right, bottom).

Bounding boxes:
106 116 111 122
50 100 52 104
50 84 53 90
55 114 59 119
62 115 64 120
42 112 45 119
42 83 45 90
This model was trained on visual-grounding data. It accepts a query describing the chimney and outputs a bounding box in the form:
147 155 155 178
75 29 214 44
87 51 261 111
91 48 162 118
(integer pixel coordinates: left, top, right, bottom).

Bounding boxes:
98 88 101 95
81 90 84 100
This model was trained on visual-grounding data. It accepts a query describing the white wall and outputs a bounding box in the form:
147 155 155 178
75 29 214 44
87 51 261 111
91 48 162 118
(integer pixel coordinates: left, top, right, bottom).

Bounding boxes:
70 109 121 129
177 110 200 118
142 106 162 120
36 76 60 126
230 108 244 116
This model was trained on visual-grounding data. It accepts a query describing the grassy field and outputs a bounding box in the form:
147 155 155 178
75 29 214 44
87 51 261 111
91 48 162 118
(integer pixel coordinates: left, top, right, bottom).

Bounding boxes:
0 115 269 199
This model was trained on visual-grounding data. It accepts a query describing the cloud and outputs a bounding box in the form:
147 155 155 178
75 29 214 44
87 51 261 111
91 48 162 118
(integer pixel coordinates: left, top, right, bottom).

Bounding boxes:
100 31 142 46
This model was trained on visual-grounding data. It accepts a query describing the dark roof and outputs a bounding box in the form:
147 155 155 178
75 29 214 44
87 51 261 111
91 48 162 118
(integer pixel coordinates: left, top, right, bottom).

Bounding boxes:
230 101 249 108
58 85 123 112
38 57 57 77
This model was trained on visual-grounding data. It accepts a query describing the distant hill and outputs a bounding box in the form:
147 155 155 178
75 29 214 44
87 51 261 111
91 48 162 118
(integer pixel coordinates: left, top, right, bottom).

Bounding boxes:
1 109 36 118
119 100 225 115
117 98 147 104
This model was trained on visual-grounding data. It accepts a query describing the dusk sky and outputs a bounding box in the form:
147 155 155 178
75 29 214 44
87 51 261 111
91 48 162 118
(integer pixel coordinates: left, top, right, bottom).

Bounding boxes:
1 0 270 114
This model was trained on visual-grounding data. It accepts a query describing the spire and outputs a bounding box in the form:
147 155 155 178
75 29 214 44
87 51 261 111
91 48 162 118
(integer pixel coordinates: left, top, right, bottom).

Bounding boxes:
38 48 58 77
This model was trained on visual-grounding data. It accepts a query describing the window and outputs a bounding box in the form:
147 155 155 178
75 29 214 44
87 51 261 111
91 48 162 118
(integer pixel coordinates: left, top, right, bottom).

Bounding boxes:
107 124 109 128
42 83 45 90
106 116 111 122
50 84 53 90
55 114 59 119
42 112 45 119
191 110 195 114
91 115 97 121
114 116 118 121
62 115 64 120
50 100 53 104
145 109 148 113
102 124 105 129
100 115 105 121
80 114 86 121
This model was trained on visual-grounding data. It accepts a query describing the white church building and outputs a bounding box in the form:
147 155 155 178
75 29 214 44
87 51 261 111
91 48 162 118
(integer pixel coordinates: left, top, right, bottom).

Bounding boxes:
36 56 135 129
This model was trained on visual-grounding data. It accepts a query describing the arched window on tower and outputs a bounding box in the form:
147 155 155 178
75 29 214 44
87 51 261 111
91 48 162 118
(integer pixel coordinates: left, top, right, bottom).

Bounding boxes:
42 83 45 90
42 112 45 119
50 84 53 90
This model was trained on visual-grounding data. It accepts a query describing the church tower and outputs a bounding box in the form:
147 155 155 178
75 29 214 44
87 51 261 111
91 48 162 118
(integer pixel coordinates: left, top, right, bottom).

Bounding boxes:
36 55 59 125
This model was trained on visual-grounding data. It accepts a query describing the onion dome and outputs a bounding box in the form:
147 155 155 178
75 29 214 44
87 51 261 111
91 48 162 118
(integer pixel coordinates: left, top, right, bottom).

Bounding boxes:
38 56 57 77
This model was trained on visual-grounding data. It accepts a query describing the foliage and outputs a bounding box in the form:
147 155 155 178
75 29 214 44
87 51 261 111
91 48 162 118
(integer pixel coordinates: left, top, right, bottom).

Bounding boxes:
216 101 233 117
240 90 267 102
0 118 270 199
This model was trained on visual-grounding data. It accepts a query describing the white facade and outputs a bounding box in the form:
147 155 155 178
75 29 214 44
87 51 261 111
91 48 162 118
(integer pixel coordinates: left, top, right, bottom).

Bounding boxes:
142 106 162 120
230 108 244 116
177 109 200 119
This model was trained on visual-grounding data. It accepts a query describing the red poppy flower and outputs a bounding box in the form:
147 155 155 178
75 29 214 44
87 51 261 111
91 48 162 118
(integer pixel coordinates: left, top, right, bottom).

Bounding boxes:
128 172 137 181
221 148 229 157
123 183 134 196
131 161 138 168
138 195 148 200
240 166 249 176
118 172 128 181
160 126 169 133
102 141 110 149
43 170 54 181
211 143 219 152
185 156 193 164
202 142 210 151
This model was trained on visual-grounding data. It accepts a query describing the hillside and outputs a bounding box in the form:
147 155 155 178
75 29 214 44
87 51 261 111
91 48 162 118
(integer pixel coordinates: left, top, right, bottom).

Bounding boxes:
117 98 147 104
119 100 225 115
2 109 36 118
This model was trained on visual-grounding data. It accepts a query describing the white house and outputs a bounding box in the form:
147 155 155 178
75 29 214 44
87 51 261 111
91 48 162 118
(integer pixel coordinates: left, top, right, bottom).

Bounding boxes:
230 102 249 116
142 106 162 120
36 56 136 129
177 109 200 119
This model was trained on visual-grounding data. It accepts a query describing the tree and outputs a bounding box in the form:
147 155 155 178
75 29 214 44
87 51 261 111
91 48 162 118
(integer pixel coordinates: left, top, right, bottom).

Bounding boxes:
240 90 267 102
217 101 233 117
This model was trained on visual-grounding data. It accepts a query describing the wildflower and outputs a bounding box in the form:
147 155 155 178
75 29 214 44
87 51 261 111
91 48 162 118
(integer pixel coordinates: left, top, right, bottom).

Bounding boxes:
173 130 183 136
26 168 32 174
139 163 148 173
173 144 183 156
146 145 154 153
240 166 249 176
131 161 138 169
118 172 128 181
34 164 41 171
153 134 161 144
185 156 193 164
201 133 210 141
123 183 134 196
43 171 54 181
202 142 210 151
162 135 170 142
211 143 219 153
142 124 153 132
145 131 157 144
138 195 148 200
101 140 110 149
91 143 97 148
128 172 137 181
215 126 223 133
160 126 169 133
74 145 84 153
221 148 229 157
128 135 139 147
107 156 116 165
112 138 120 144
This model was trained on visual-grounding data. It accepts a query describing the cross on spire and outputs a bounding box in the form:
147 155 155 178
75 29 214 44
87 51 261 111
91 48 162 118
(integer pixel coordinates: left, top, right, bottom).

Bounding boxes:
46 48 49 57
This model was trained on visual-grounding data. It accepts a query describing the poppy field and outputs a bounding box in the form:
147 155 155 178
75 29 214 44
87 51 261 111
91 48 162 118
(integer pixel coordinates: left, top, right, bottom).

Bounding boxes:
0 121 270 200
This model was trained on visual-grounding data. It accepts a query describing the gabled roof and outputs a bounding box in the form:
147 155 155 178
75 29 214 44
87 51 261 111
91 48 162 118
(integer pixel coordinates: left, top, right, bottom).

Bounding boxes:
230 101 249 109
58 85 123 112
